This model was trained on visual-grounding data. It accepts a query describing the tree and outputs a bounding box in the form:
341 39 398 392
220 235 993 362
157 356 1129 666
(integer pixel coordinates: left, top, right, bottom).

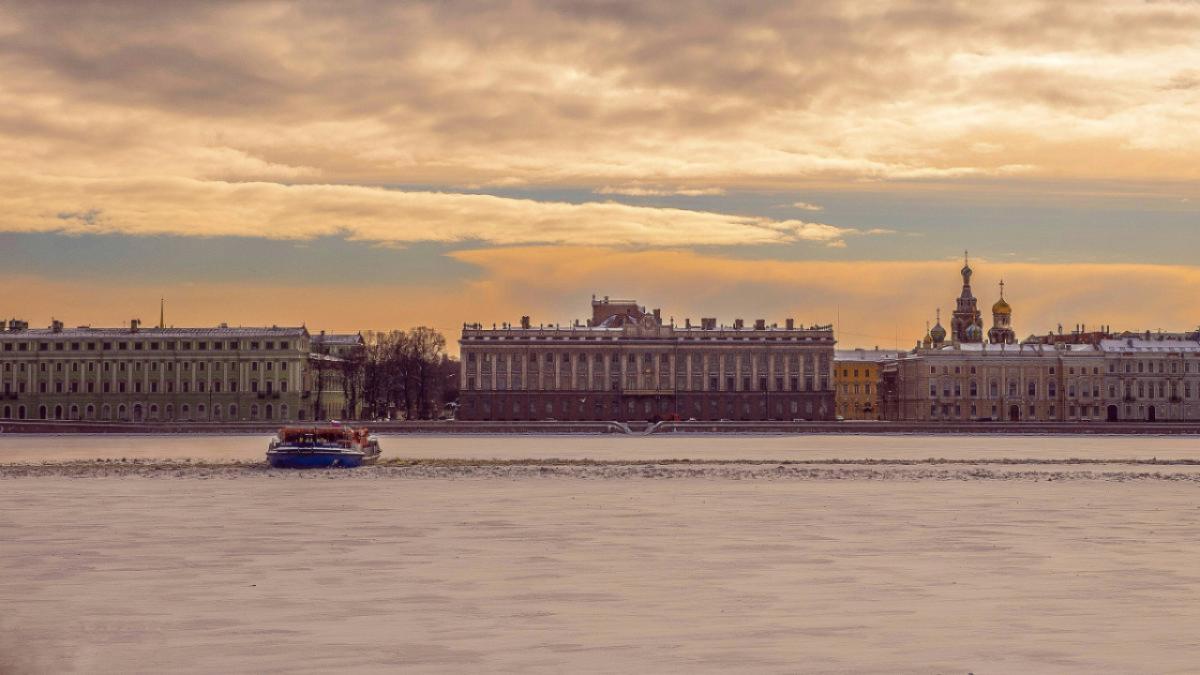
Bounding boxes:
355 327 458 420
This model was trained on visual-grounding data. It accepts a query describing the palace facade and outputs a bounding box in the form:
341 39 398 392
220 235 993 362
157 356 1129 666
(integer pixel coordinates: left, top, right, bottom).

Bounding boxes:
0 319 352 423
458 298 836 421
878 257 1200 422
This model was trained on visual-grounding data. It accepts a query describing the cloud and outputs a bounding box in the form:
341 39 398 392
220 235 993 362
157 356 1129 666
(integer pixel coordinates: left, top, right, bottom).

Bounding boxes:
791 201 824 211
0 175 876 247
0 0 1199 199
595 186 726 196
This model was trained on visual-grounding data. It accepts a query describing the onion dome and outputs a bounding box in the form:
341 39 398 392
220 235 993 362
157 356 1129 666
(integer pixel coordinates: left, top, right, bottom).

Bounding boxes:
992 279 1011 315
930 317 947 345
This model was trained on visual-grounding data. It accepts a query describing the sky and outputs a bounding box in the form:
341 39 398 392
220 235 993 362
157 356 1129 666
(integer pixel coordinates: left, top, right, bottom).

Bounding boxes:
1 0 1199 351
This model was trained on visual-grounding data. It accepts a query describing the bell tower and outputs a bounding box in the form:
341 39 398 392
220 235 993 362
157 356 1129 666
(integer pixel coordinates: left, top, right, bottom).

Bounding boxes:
950 251 983 343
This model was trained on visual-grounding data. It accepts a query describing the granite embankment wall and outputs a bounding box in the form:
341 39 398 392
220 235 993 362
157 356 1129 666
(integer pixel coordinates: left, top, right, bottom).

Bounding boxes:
3 420 1200 435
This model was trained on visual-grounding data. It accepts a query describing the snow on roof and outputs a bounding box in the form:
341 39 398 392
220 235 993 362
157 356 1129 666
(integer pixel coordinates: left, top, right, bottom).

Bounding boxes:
835 349 901 362
312 333 363 345
1099 338 1200 353
0 326 307 339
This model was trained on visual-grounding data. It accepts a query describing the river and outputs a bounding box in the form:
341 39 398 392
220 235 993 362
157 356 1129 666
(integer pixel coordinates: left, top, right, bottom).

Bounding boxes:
1 432 1197 463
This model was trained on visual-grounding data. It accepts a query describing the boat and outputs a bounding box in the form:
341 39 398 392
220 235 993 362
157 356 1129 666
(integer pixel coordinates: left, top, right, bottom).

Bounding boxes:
266 425 382 468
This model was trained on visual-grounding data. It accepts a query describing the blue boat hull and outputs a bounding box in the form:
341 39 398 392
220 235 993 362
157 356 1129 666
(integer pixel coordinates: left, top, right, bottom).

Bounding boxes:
267 450 369 469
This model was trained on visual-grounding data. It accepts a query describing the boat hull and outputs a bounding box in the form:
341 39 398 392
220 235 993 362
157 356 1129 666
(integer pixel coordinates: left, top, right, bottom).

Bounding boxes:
267 449 369 469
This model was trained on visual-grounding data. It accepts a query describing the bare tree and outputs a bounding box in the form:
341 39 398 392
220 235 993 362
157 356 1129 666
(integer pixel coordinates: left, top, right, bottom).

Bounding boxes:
357 328 457 421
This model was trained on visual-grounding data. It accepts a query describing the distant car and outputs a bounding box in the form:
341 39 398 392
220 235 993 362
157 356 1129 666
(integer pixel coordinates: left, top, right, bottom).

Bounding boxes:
836 415 845 421
686 417 697 422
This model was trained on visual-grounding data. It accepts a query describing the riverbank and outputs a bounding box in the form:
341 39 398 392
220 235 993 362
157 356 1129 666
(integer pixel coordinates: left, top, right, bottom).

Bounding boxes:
5 419 1200 435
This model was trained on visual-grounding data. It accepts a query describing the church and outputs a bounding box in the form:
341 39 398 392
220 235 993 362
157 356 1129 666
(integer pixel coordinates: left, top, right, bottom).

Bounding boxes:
922 253 1015 349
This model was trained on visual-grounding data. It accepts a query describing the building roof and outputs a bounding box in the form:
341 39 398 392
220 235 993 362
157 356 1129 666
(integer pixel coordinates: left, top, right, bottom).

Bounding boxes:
835 349 901 362
0 325 308 340
312 332 363 346
1099 338 1200 353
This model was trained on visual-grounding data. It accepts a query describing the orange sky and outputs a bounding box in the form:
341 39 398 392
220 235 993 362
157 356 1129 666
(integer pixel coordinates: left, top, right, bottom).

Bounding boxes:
6 250 1198 354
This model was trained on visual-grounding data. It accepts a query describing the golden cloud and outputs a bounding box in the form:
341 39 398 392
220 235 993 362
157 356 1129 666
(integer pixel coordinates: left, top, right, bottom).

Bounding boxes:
0 0 1198 197
0 175 874 247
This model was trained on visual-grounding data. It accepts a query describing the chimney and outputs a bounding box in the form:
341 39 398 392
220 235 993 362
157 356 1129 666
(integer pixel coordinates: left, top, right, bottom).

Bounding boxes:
754 319 766 330
785 318 795 330
701 317 716 330
734 318 744 329
520 316 531 329
51 319 63 333
684 318 692 328
652 308 661 322
129 319 140 333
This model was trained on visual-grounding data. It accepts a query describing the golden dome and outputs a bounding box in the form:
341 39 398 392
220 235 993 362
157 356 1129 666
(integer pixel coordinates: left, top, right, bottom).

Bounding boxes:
992 279 1011 315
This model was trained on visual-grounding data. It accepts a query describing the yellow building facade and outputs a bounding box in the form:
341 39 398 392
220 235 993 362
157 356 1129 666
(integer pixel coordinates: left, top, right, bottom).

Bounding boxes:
834 349 898 420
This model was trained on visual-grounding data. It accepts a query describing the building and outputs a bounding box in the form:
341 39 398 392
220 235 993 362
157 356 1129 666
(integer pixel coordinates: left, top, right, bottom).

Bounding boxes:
884 258 1200 423
312 332 366 360
311 331 365 420
0 318 351 422
890 342 1107 422
949 252 985 344
1100 336 1200 422
458 297 836 421
834 349 899 420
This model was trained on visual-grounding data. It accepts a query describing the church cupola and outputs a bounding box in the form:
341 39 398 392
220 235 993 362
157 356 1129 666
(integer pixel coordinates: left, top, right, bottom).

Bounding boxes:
988 279 1017 345
930 309 947 348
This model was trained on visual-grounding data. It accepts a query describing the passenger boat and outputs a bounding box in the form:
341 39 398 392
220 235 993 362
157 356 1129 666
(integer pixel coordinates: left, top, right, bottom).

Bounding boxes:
266 425 382 468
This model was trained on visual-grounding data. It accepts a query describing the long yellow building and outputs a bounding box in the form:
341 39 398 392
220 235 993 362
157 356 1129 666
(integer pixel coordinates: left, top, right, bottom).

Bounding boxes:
0 318 354 423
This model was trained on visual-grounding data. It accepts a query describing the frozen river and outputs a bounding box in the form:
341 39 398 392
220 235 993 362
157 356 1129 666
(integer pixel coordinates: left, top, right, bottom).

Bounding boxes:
1 432 1198 463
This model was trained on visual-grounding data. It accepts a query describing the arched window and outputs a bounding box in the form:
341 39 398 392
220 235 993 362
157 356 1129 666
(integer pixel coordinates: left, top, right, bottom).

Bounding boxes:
18 405 26 420
250 404 259 419
149 404 159 420
280 404 288 420
1 405 9 419
212 404 222 420
181 404 190 420
165 404 174 420
228 404 238 419
69 404 79 420
54 404 63 420
102 404 111 420
86 404 95 420
117 404 127 420
197 404 206 419
265 404 273 420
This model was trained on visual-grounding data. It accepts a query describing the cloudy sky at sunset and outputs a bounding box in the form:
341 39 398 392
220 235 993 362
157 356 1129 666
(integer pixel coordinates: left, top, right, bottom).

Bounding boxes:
2 1 1199 350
